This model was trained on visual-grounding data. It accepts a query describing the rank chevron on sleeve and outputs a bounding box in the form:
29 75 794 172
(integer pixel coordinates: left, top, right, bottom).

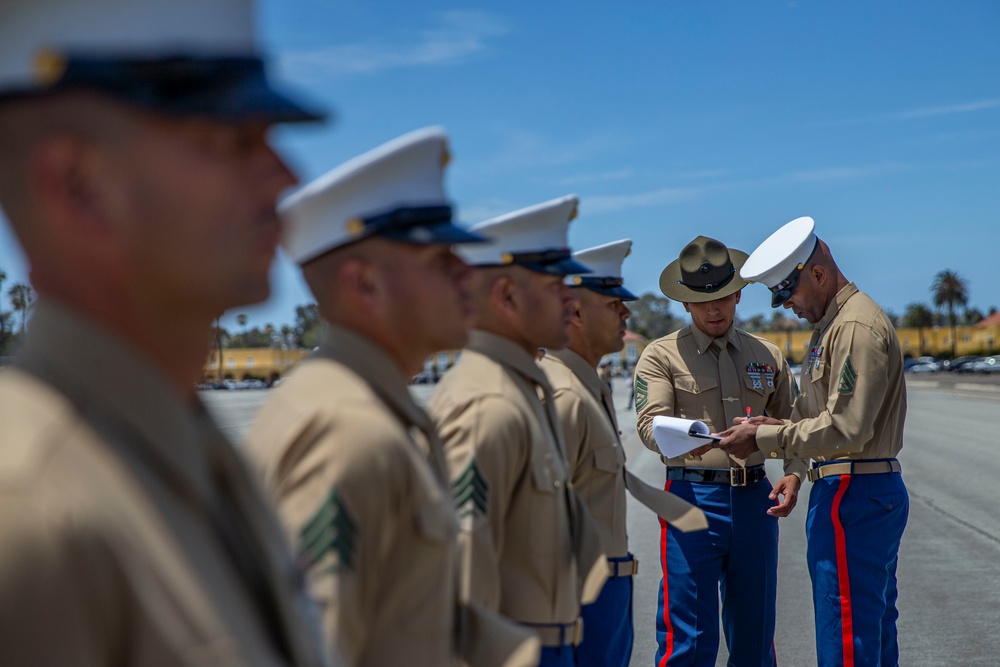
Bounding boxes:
452 459 489 517
838 355 858 395
298 489 357 573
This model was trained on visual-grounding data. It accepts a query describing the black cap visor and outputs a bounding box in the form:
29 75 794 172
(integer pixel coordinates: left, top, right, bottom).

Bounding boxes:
362 205 488 246
5 55 326 123
571 276 638 301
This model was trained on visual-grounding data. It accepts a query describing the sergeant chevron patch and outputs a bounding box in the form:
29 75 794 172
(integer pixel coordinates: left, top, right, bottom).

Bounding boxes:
452 459 489 518
838 355 857 395
298 489 357 573
634 375 648 411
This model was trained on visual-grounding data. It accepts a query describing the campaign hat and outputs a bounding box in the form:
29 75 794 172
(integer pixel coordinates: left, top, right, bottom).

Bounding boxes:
659 236 748 303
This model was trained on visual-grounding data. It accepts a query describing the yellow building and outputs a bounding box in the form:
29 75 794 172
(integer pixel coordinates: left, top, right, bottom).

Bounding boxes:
203 347 310 383
605 322 1000 368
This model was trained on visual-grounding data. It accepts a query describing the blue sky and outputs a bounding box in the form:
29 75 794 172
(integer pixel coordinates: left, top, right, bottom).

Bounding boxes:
1 0 998 330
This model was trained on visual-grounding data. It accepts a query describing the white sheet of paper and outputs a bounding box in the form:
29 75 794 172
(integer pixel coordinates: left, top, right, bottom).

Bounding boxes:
651 415 719 458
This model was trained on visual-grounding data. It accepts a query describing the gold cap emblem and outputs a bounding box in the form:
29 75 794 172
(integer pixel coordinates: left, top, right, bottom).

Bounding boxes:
33 50 67 86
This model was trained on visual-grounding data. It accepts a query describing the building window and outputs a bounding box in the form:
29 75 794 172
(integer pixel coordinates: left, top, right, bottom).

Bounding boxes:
626 344 639 362
962 335 970 343
227 358 235 368
246 357 255 367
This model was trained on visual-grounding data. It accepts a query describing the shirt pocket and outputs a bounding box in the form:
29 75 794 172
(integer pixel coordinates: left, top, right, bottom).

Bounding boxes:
592 444 625 474
741 369 776 397
810 359 826 382
673 373 719 424
527 456 563 556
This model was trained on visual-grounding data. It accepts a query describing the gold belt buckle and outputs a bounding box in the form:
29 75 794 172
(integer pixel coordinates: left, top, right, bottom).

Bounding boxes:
730 468 747 487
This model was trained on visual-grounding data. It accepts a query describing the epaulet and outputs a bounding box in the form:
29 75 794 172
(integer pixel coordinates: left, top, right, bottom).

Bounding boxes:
0 370 78 483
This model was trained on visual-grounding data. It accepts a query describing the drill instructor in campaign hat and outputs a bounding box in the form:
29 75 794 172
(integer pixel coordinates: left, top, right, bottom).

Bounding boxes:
0 0 331 664
634 235 805 666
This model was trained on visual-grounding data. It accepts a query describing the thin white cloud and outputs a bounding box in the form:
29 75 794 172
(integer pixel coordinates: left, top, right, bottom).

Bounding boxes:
564 161 910 215
818 98 1000 126
278 10 509 82
776 162 911 183
556 168 634 186
583 186 708 215
475 128 630 174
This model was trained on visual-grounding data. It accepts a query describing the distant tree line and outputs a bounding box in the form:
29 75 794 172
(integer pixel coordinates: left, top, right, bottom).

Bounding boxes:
0 269 36 356
213 303 325 352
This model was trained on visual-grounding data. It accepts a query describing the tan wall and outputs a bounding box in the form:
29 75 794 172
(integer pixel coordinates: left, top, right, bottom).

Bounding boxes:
204 347 310 382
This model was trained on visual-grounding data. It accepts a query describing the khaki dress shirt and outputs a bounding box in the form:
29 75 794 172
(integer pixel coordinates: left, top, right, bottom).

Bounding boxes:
0 301 327 667
635 324 807 479
428 331 606 629
755 284 907 462
245 326 460 667
539 349 629 559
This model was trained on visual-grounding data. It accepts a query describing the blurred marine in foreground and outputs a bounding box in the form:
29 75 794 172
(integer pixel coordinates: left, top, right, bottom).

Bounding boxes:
0 0 331 664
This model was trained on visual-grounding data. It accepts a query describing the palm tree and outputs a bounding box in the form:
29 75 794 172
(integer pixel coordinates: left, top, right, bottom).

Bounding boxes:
8 282 35 337
902 303 935 356
931 270 968 358
0 269 8 354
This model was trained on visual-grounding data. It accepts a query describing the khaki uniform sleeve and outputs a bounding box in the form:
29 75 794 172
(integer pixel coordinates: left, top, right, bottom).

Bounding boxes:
276 415 405 665
634 346 674 454
436 395 532 612
765 356 809 479
757 321 890 461
0 496 119 665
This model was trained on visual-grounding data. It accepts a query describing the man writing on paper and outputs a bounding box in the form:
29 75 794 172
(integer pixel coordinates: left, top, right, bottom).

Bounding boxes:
719 217 908 667
539 239 705 667
633 236 806 666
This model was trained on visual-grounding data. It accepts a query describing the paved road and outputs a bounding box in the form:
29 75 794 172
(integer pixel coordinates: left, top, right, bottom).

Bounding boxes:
202 372 1000 667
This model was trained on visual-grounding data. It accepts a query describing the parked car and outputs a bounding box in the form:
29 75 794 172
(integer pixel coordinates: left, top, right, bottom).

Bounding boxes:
906 362 939 373
951 356 985 373
971 356 1000 373
904 357 940 372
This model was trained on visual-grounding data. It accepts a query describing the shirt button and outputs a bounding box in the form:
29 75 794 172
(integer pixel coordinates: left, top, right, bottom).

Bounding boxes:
554 480 562 488
770 451 779 458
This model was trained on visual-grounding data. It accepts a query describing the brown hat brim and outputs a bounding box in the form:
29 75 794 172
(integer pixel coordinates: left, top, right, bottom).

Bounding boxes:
659 249 749 303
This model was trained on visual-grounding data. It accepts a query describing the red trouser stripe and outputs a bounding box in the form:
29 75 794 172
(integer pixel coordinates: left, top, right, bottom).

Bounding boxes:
658 480 674 667
831 475 855 667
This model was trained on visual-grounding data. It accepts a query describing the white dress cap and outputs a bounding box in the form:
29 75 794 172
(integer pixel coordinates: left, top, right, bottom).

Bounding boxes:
0 0 254 90
281 127 485 265
740 216 819 307
0 0 322 122
566 239 638 300
458 195 591 276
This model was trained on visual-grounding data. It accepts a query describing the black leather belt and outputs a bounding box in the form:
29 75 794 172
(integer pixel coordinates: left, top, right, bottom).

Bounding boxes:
666 465 767 487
